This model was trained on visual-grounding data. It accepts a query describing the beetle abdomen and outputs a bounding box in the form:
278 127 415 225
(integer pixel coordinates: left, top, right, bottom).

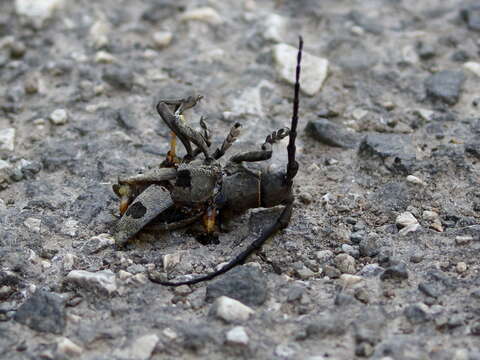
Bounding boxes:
260 169 292 207
220 170 261 213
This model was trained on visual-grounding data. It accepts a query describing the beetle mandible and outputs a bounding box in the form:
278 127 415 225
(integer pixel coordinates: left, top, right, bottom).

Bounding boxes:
111 37 303 286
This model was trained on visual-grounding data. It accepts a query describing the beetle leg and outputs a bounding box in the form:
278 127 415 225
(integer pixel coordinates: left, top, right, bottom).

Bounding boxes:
156 97 212 162
113 167 177 215
213 122 242 160
118 167 177 185
160 95 203 115
157 101 194 159
227 127 290 164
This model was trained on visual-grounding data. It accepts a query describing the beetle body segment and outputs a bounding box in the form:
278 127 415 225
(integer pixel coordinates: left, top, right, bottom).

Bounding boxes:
172 161 221 205
219 167 261 214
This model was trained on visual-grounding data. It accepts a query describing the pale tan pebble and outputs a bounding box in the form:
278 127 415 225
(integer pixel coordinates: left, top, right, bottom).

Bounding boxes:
273 43 328 96
210 296 255 323
339 274 364 287
118 270 133 281
56 337 83 357
180 7 223 25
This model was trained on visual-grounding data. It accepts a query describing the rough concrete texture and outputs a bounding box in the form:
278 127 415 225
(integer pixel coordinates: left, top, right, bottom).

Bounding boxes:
1 0 480 359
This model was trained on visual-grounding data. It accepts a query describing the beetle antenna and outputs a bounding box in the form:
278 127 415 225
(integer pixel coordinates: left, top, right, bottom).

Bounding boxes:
285 36 302 187
150 202 293 286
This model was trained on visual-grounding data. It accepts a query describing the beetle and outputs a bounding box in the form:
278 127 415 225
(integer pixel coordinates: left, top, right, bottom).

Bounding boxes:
111 37 303 286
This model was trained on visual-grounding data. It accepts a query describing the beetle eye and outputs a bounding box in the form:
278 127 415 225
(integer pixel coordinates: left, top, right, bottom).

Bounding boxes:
176 169 191 188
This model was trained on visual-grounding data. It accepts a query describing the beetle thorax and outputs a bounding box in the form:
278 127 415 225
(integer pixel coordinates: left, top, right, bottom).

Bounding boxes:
172 161 221 205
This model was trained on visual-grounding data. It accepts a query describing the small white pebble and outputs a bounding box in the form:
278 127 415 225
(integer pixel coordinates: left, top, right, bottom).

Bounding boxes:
163 328 178 340
0 128 15 151
49 108 68 125
396 212 418 228
263 13 287 43
406 175 426 186
163 252 182 272
118 270 132 281
63 253 75 271
24 217 41 232
414 108 434 121
399 223 421 235
226 326 249 345
350 25 365 36
339 274 364 287
456 262 467 273
455 235 473 245
422 210 439 221
352 108 368 121
95 51 116 64
210 296 254 323
463 61 480 77
152 31 173 48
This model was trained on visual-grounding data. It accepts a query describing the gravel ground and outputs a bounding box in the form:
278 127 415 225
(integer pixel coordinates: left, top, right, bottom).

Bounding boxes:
1 0 480 359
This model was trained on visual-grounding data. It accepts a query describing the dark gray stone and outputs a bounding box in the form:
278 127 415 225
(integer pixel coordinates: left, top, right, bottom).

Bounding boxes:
350 231 365 244
381 262 409 281
102 67 134 90
141 1 185 23
14 290 65 334
358 133 416 174
404 303 430 324
355 342 374 357
359 236 379 257
115 108 137 130
206 266 267 306
416 41 436 60
334 292 356 306
286 284 306 302
451 50 470 62
305 313 347 338
466 142 480 159
461 5 480 32
470 320 480 335
425 70 465 105
352 307 386 345
369 182 411 215
306 118 359 149
418 281 445 298
181 324 215 352
323 265 341 279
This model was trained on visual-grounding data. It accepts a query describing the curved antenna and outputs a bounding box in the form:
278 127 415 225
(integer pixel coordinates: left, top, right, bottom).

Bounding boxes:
285 36 303 187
